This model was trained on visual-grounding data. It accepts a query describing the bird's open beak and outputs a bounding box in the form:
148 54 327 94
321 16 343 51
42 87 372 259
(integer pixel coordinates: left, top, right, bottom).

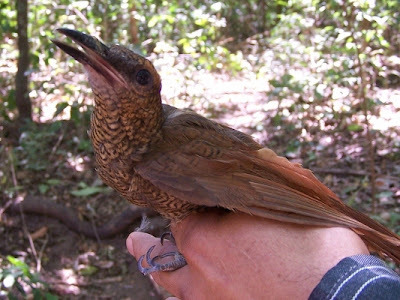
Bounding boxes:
52 28 127 87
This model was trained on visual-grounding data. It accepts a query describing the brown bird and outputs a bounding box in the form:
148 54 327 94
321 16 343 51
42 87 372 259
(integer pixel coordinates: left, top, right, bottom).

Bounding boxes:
52 28 400 275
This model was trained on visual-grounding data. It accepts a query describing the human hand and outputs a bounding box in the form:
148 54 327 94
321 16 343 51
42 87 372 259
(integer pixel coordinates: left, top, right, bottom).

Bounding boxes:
126 212 369 300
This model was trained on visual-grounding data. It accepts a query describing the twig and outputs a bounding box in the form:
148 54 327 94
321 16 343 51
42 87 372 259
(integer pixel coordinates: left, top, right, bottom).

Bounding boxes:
47 276 123 287
91 276 123 284
90 215 102 244
0 198 14 221
37 234 49 272
8 149 18 188
72 7 89 24
9 147 41 272
49 131 65 160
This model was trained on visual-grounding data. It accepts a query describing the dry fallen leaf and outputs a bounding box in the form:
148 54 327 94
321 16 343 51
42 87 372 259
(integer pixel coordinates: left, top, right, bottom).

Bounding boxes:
30 226 48 240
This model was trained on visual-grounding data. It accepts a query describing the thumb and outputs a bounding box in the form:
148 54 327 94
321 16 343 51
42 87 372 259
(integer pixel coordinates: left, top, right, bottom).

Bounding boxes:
126 231 159 259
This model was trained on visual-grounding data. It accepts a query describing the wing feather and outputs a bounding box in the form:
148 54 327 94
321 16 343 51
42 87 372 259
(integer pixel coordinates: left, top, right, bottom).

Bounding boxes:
136 146 367 229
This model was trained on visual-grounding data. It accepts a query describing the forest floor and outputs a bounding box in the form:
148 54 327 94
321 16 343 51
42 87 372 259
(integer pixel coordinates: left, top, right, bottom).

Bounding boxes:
1 54 399 299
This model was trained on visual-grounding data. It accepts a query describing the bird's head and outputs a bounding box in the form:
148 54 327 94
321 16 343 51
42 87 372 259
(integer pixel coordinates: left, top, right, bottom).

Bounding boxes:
53 28 165 165
52 28 162 116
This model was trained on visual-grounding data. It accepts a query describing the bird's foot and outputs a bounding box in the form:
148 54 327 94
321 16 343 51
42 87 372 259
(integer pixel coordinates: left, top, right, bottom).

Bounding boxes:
138 233 187 275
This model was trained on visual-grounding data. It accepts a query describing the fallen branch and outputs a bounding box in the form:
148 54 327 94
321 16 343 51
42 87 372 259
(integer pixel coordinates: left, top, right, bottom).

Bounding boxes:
7 195 157 239
313 168 367 177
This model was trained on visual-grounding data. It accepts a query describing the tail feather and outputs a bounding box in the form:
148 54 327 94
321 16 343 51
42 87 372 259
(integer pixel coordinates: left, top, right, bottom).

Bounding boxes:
255 148 400 264
344 205 400 264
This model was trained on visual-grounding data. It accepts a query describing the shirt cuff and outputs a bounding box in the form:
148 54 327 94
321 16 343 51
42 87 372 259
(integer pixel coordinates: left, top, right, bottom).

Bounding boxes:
309 255 400 300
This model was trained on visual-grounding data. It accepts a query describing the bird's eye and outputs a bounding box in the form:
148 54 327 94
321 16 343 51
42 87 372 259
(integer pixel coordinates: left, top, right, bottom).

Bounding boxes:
136 69 151 86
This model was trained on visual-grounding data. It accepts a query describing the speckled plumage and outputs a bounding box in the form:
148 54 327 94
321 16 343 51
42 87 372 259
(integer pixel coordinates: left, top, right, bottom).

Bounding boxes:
53 29 400 264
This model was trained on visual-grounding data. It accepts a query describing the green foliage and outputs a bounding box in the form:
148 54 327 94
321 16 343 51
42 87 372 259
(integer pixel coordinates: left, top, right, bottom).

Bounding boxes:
38 179 62 195
70 181 111 197
347 123 363 132
79 265 98 276
372 212 400 235
1 0 399 120
0 256 58 299
0 0 17 39
16 121 63 171
269 74 305 97
54 100 93 131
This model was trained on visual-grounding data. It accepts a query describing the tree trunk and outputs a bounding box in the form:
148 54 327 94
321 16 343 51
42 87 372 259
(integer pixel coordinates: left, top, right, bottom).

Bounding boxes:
15 0 32 122
129 2 139 45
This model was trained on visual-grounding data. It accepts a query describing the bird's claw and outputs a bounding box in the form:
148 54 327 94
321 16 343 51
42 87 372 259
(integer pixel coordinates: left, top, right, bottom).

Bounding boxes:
138 244 187 275
160 231 175 245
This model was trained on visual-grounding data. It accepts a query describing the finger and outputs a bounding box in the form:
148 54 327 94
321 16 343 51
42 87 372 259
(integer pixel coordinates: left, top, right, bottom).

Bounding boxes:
126 232 182 261
126 232 192 299
126 232 160 258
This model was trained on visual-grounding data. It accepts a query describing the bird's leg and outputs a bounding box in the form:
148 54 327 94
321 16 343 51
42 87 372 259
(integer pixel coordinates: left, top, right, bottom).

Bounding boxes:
138 233 187 275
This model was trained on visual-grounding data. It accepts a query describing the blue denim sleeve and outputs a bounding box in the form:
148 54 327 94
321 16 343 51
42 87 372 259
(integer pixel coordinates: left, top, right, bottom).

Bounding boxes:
309 255 400 300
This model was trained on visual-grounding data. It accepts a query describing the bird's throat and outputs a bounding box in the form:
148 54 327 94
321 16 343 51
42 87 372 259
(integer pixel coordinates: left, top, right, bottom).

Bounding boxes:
89 94 164 198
